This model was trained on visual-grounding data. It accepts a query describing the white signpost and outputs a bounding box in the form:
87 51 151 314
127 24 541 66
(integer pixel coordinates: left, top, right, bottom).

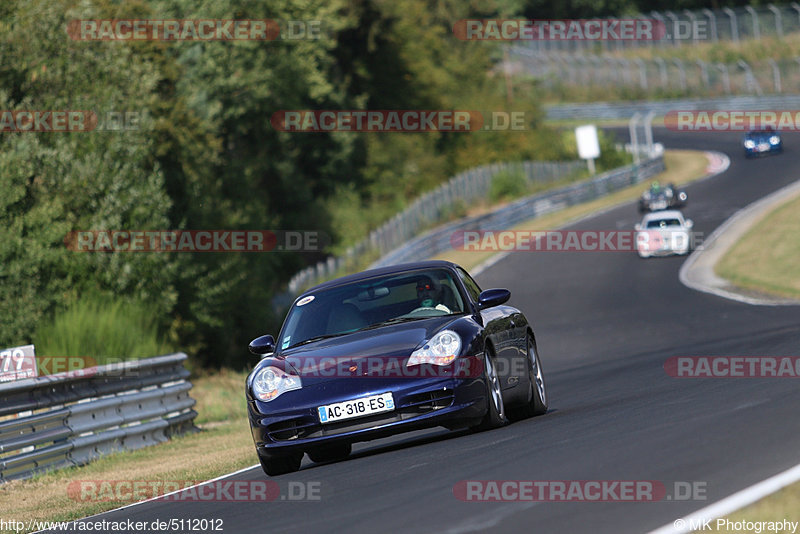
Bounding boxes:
575 124 601 175
0 344 37 383
1 344 37 436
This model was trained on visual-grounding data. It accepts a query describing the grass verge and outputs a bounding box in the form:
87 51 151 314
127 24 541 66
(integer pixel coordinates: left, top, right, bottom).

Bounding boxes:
688 480 800 532
432 149 710 270
715 191 800 299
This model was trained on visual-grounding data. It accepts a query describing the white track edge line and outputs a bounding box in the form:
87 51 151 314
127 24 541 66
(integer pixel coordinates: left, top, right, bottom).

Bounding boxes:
31 464 261 533
648 462 800 534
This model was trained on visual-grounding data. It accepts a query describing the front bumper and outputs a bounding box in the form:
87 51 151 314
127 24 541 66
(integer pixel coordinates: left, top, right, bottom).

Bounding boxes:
745 143 782 156
248 376 486 458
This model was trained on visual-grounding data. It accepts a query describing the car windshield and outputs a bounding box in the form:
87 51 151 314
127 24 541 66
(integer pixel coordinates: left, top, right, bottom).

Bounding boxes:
646 218 681 228
278 268 466 350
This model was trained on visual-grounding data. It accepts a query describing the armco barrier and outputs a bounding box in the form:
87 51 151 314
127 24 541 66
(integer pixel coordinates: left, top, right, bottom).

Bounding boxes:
0 353 197 482
370 155 664 268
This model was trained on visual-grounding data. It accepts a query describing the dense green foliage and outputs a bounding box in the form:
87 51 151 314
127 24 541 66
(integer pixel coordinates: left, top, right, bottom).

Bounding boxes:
33 293 172 365
1 0 649 367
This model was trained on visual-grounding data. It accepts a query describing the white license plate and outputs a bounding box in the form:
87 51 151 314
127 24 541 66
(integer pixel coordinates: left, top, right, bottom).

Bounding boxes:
317 392 395 424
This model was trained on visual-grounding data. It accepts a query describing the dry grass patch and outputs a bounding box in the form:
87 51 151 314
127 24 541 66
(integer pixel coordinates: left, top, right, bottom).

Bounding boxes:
687 482 800 532
716 192 800 299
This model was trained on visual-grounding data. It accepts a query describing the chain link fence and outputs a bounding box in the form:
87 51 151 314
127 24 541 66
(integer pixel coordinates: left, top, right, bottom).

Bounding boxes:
517 4 800 53
506 4 800 97
511 47 799 97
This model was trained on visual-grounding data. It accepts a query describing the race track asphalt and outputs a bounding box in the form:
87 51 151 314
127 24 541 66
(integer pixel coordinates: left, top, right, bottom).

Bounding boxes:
47 129 800 534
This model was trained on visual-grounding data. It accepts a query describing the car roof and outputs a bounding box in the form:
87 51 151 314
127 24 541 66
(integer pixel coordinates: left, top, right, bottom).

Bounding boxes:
302 260 461 295
641 209 684 223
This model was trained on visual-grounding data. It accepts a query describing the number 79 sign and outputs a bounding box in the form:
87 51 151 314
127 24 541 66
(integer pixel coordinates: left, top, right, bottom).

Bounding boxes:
0 344 37 382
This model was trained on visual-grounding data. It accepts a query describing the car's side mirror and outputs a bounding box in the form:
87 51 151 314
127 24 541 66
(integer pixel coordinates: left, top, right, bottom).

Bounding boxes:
685 219 694 229
634 224 642 231
477 288 511 310
249 334 276 356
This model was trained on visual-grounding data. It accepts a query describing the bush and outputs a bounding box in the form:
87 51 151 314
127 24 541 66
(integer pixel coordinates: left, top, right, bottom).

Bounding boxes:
489 169 528 203
33 294 172 365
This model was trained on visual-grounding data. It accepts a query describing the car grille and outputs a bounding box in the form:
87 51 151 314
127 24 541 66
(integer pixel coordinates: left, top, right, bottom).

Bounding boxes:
266 390 455 442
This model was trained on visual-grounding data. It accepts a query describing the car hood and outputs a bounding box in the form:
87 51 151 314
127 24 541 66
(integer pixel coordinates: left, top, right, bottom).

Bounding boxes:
274 316 459 380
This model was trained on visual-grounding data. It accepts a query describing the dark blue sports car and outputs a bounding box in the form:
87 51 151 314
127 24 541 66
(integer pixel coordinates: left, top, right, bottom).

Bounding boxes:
743 128 782 157
246 260 548 475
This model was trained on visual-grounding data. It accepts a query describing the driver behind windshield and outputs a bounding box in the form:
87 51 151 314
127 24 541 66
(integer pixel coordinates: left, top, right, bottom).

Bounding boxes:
415 276 450 313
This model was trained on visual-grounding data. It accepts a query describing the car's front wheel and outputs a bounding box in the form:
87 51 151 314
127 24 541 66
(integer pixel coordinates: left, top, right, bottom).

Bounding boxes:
524 337 548 416
472 348 507 431
259 452 303 476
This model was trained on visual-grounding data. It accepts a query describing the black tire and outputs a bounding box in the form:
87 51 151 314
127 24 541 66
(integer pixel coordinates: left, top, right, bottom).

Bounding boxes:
259 452 303 476
307 443 352 464
471 349 507 431
511 336 548 419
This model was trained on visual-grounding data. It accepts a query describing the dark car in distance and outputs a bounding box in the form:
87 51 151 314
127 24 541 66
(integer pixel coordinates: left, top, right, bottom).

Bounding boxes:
246 260 548 475
744 128 782 157
638 181 688 213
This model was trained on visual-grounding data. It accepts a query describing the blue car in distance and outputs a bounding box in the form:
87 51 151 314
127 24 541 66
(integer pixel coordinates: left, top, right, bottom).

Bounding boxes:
246 260 548 475
744 128 782 157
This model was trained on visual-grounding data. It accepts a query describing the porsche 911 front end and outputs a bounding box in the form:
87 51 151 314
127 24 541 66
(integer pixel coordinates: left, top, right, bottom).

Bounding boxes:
245 261 548 475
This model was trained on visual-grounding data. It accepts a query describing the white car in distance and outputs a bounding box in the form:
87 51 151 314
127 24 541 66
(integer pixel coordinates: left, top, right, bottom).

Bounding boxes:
634 210 694 258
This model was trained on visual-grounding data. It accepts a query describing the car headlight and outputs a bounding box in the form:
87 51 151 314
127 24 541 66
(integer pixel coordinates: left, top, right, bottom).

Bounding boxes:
744 140 755 148
252 365 302 401
769 136 780 145
407 330 462 367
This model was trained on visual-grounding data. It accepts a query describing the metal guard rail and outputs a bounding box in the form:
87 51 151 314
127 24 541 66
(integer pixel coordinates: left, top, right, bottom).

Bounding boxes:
0 352 197 482
371 155 666 268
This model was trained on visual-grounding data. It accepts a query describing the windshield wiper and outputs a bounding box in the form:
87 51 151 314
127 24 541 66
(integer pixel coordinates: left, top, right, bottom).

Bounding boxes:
359 317 423 330
289 333 345 348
